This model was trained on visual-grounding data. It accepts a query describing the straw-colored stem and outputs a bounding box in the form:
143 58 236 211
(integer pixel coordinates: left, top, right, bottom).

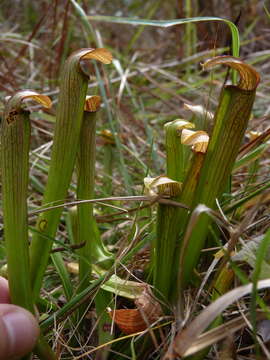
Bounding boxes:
191 266 234 360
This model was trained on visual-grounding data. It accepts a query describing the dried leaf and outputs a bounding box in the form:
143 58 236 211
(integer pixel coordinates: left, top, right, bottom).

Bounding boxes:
231 235 270 279
135 285 163 325
257 319 270 343
109 285 162 335
108 308 147 334
218 335 236 360
169 279 270 358
180 314 248 357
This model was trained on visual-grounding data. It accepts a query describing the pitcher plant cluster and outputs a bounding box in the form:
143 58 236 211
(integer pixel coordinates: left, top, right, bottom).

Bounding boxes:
1 25 268 359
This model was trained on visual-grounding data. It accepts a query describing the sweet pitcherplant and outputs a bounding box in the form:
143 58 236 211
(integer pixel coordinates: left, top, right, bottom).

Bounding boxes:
179 57 260 289
1 91 55 359
75 95 114 348
29 48 113 300
0 48 113 358
151 120 193 303
152 56 260 306
76 95 113 294
0 44 263 360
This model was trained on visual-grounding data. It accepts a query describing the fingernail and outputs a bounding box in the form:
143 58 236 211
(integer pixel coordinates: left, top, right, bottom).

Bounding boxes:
0 277 10 303
2 308 39 358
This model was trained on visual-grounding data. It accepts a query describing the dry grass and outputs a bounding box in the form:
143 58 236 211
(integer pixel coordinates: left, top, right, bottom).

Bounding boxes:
0 1 270 359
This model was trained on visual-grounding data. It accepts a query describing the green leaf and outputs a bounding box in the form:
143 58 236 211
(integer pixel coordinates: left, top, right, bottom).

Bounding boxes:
88 15 240 62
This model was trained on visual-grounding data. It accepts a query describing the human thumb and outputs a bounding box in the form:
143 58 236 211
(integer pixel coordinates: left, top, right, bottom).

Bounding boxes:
0 304 39 359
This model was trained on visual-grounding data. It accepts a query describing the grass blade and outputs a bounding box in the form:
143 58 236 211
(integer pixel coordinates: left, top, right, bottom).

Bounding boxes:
88 15 240 60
